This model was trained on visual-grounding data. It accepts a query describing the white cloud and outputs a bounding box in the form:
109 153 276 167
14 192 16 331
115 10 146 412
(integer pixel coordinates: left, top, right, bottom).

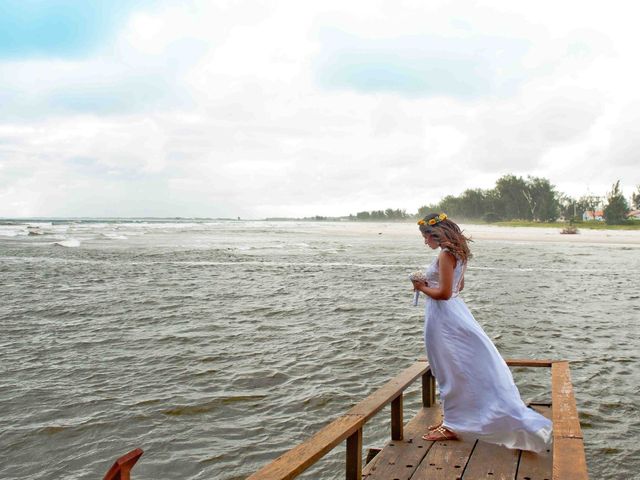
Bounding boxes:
1 0 640 217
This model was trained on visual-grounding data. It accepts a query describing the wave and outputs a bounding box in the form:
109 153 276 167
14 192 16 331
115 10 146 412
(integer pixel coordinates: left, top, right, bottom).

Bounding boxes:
100 233 128 240
53 238 81 248
0 229 24 237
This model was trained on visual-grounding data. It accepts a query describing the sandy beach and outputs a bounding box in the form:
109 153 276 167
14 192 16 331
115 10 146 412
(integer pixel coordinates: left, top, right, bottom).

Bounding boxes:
299 221 640 246
461 224 640 245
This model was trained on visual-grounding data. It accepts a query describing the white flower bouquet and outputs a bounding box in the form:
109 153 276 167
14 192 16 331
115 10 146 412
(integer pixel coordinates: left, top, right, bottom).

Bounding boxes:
409 270 427 306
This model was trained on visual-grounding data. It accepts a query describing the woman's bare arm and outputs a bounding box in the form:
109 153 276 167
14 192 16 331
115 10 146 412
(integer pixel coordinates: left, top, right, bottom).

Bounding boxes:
412 251 455 300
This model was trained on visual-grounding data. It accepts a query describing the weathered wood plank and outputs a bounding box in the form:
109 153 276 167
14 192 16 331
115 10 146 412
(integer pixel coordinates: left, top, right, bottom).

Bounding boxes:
246 415 364 480
551 362 582 439
346 362 430 421
411 435 476 480
363 407 441 480
516 405 553 480
461 440 519 479
551 362 588 480
552 438 589 480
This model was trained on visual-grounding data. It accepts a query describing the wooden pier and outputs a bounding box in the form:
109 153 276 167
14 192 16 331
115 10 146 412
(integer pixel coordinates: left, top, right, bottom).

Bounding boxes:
246 359 588 480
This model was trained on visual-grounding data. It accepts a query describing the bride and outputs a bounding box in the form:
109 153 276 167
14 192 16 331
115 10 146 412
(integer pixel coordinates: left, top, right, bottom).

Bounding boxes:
411 213 551 452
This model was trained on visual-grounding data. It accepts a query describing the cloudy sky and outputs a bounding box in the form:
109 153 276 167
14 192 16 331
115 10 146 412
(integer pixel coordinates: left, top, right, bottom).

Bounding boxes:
1 0 639 218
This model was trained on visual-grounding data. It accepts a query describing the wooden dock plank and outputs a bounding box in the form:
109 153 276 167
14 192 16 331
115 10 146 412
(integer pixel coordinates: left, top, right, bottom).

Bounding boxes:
411 435 476 480
363 407 441 480
551 362 588 480
461 441 519 479
245 359 589 480
552 438 589 480
516 405 552 480
551 362 582 439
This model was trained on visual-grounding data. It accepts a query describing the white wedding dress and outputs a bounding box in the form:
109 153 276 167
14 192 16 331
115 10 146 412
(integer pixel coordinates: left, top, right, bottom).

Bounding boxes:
423 249 552 452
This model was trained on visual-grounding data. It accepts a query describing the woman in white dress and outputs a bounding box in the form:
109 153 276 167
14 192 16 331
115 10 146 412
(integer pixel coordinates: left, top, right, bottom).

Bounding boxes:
411 213 552 452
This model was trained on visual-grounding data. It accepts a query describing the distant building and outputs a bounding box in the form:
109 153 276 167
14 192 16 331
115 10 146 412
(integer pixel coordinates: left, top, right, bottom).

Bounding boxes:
626 210 640 220
583 210 604 221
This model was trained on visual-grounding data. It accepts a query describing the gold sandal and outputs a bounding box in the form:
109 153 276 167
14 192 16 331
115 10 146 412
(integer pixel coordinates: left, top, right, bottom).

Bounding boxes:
422 426 458 441
427 421 443 431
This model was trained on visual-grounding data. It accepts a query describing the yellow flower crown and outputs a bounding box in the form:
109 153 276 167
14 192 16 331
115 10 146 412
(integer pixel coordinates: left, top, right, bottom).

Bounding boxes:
417 213 447 226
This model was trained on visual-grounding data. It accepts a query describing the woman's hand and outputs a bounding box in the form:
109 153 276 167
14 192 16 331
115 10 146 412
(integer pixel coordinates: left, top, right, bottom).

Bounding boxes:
412 279 427 293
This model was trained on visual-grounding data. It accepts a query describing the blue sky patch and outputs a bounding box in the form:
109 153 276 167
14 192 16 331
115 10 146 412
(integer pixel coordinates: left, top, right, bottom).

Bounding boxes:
0 0 154 58
315 29 530 99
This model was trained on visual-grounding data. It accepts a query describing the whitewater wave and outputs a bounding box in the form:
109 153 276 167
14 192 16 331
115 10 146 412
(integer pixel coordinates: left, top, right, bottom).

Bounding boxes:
101 233 128 240
53 239 81 248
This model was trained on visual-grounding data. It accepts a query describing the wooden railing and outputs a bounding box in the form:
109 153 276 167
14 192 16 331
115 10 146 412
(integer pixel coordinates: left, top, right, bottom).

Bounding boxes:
246 359 434 480
550 361 588 480
102 358 588 480
103 448 143 480
246 358 589 480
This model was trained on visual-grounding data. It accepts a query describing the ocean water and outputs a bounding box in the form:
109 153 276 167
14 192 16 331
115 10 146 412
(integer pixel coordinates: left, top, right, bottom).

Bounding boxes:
0 219 638 480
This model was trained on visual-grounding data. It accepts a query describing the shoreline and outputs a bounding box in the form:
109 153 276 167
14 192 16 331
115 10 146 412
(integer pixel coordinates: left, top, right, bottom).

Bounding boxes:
462 224 640 245
295 221 640 246
2 218 640 246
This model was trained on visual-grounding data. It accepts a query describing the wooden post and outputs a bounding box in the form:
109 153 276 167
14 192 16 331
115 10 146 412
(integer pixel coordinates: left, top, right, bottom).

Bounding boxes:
103 448 143 480
391 394 403 440
346 427 362 480
421 369 435 407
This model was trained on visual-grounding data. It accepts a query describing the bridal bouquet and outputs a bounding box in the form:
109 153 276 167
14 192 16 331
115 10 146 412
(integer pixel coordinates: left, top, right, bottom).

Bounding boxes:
409 270 427 306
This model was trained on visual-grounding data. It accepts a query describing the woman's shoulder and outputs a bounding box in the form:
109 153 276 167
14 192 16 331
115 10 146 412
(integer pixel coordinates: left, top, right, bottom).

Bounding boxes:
439 248 465 266
439 247 456 257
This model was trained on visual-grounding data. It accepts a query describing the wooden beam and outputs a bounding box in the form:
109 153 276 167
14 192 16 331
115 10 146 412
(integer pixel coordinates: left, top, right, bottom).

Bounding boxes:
506 359 553 367
551 361 588 480
391 394 403 441
418 357 553 367
346 428 362 480
421 370 435 407
246 415 363 480
103 448 143 480
345 361 430 421
247 361 429 480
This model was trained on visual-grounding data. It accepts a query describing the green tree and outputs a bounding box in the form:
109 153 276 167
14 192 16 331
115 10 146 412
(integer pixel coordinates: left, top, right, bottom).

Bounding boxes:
603 180 629 225
494 175 532 220
458 188 487 219
558 194 577 221
371 210 385 220
417 203 441 218
577 195 601 220
632 185 640 210
356 211 370 220
524 176 559 222
438 195 464 218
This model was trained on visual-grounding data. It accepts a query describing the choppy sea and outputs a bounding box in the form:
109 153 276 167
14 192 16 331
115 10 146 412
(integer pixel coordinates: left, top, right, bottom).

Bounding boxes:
0 219 638 479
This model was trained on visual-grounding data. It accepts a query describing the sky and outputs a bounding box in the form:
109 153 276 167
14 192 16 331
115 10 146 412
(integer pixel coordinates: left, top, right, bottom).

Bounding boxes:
0 0 639 218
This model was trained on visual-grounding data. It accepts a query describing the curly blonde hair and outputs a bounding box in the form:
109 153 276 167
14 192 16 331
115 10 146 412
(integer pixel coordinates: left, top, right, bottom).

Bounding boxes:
418 213 473 262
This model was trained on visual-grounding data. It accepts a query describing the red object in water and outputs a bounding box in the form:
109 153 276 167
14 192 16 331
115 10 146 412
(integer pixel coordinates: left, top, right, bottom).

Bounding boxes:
103 448 144 480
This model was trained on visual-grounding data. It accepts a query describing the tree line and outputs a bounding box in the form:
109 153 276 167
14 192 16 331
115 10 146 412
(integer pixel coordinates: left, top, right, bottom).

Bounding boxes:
349 208 411 221
351 175 640 225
